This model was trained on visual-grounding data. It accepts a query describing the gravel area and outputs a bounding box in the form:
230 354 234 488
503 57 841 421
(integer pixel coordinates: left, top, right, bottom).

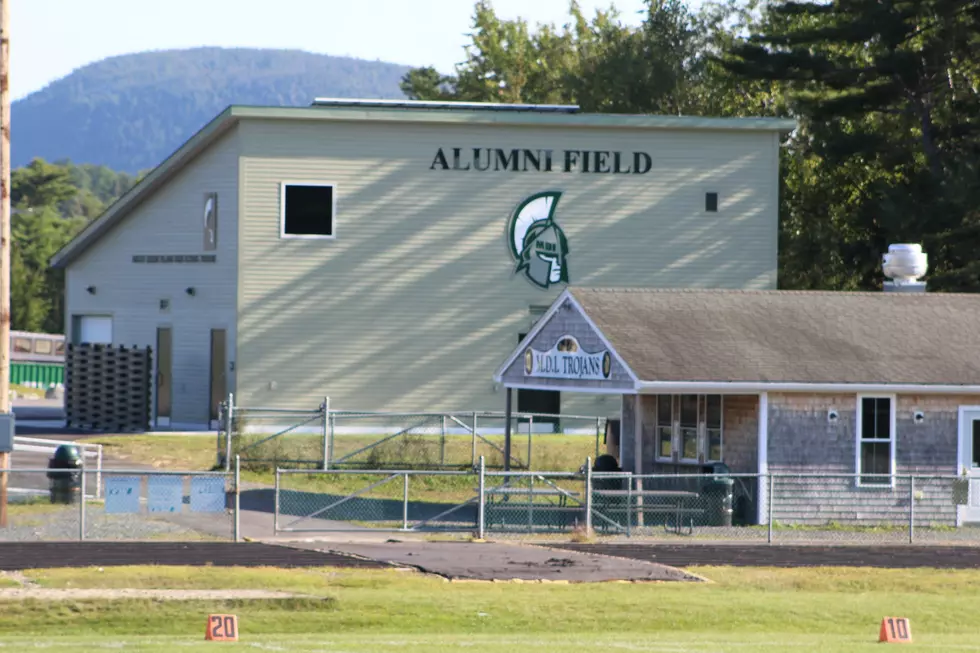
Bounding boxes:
0 505 226 542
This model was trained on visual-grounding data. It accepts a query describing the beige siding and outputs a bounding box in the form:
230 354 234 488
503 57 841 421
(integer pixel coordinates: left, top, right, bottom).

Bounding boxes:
237 118 780 412
65 129 240 426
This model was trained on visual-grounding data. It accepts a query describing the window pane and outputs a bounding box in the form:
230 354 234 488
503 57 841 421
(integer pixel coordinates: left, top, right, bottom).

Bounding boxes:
680 395 698 427
283 184 334 236
681 427 698 459
657 395 672 427
861 441 891 483
707 429 722 461
54 341 65 356
973 420 980 468
862 397 891 439
874 398 890 439
658 426 672 458
13 338 30 353
34 339 53 355
706 395 722 428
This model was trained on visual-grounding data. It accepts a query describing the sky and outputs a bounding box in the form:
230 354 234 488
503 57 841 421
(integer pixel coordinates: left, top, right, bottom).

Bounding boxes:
13 0 649 101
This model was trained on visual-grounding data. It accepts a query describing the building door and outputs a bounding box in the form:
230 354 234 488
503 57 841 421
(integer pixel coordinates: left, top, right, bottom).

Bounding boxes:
156 327 172 424
958 407 980 524
209 329 227 422
516 333 560 430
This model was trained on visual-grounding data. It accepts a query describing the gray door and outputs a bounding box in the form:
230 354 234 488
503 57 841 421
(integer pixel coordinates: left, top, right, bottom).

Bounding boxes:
156 327 172 420
209 329 227 421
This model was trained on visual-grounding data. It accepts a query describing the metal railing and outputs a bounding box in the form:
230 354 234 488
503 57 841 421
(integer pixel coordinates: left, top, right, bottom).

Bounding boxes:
220 394 607 472
0 458 240 542
13 436 104 498
273 461 980 544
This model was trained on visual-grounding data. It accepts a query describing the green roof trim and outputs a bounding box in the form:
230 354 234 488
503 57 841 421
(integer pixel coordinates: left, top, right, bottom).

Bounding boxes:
49 104 797 269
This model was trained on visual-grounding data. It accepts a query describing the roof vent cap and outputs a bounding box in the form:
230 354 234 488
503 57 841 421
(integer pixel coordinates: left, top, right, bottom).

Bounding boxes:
883 243 927 292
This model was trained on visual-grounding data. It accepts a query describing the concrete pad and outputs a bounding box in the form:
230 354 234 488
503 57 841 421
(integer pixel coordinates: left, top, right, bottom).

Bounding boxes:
286 540 702 583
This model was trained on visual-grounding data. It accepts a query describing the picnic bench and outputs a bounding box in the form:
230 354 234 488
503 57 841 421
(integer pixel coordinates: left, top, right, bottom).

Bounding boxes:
591 489 703 535
481 485 584 530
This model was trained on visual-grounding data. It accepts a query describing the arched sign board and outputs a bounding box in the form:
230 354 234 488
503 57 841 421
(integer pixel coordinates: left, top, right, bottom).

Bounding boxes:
494 296 636 393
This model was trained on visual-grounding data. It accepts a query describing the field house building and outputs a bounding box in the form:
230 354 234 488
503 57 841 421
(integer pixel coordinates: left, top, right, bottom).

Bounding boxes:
50 99 794 429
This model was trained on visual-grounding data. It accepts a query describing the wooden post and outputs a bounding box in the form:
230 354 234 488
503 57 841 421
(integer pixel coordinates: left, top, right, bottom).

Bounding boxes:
0 0 11 529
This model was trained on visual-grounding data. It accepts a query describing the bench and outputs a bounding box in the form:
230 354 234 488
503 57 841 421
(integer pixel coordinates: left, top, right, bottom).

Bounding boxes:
592 490 704 535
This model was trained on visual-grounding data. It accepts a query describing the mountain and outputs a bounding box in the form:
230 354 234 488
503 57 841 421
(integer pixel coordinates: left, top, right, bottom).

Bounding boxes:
12 47 412 173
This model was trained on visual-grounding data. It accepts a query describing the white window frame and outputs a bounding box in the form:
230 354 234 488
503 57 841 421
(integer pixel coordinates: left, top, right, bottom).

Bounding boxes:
279 181 337 240
855 393 897 488
654 394 724 464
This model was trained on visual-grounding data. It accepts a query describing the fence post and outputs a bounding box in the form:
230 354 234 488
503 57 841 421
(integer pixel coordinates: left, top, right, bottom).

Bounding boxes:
79 465 86 541
274 468 280 534
471 412 478 467
96 445 103 499
402 473 410 531
767 473 774 544
585 456 593 535
477 456 486 540
908 475 915 544
527 416 533 470
440 415 447 467
626 473 633 539
328 411 335 469
225 392 235 472
321 396 330 471
595 417 601 460
233 455 241 542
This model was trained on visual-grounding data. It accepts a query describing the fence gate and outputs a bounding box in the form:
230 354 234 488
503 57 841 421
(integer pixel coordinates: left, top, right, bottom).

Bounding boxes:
274 469 479 533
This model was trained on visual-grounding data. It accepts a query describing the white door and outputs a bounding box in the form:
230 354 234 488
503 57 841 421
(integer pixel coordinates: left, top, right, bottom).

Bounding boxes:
957 408 980 524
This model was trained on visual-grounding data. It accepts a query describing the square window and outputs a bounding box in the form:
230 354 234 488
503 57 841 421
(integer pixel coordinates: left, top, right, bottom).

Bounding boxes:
13 337 30 354
281 183 335 238
705 192 718 212
34 339 53 355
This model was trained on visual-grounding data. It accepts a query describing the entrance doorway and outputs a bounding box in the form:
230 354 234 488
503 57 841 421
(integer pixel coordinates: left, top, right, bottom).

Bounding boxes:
516 332 560 430
155 327 172 426
958 406 980 524
209 329 227 424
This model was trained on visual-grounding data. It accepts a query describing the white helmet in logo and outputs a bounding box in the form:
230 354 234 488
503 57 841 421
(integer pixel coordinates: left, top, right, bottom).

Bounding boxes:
508 191 569 289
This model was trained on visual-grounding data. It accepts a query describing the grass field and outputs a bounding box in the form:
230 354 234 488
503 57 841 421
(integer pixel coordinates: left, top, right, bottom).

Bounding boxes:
0 565 976 651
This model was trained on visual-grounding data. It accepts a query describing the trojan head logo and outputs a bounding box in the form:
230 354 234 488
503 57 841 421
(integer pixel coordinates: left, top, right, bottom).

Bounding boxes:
508 191 569 289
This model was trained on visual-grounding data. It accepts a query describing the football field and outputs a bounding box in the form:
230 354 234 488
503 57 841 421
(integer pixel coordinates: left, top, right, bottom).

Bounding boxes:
0 565 977 651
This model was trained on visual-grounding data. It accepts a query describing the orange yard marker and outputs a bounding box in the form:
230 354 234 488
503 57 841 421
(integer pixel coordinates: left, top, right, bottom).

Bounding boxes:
205 614 239 642
879 617 912 643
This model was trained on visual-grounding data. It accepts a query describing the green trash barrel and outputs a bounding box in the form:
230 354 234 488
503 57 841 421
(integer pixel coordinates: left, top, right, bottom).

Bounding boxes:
47 444 82 505
701 475 734 527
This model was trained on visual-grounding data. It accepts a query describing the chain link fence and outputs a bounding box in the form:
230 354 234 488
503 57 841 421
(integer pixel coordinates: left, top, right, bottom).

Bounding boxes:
273 462 980 544
0 466 239 542
220 395 606 473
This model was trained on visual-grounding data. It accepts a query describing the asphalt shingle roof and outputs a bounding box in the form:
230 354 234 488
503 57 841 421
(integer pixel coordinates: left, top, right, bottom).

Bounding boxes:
568 287 980 385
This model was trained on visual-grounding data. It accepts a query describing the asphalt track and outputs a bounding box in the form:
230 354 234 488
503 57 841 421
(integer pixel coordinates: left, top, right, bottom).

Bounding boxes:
0 542 391 571
550 543 980 569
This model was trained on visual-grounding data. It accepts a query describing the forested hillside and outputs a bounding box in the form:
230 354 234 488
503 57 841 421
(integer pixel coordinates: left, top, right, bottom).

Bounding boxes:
12 47 410 172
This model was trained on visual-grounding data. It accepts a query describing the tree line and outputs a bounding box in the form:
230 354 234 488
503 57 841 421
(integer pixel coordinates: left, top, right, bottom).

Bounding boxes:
403 0 980 291
11 159 140 334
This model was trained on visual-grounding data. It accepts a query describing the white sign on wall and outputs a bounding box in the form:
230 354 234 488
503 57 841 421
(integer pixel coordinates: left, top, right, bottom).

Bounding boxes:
523 336 611 381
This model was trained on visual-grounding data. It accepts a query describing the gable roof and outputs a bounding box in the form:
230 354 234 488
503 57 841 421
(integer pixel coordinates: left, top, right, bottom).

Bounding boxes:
49 103 796 269
566 287 980 387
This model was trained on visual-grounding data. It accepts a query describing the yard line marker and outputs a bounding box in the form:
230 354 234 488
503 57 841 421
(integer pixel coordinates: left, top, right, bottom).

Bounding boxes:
879 616 912 643
205 614 238 642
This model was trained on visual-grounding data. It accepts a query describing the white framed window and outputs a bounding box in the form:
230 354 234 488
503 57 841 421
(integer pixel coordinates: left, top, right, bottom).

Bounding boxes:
280 182 336 239
856 394 896 487
654 394 724 464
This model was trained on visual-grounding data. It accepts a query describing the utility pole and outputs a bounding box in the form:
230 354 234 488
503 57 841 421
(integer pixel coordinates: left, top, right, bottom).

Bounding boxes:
0 0 11 528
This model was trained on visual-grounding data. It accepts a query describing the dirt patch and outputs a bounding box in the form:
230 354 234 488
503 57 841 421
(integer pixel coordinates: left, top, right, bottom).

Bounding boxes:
0 588 304 601
549 543 980 569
